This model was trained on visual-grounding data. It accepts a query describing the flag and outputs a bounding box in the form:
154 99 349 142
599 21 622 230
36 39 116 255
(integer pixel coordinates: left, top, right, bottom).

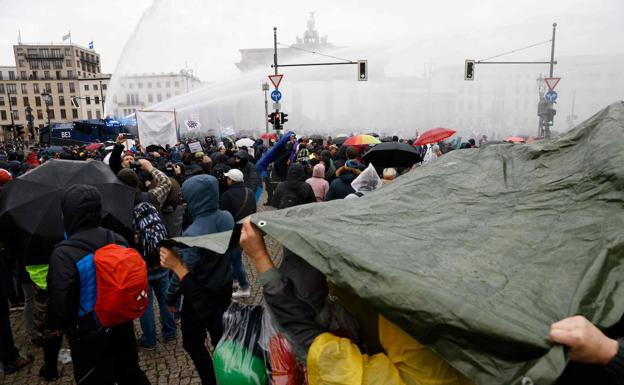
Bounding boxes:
88 41 94 50
184 119 201 131
62 32 71 41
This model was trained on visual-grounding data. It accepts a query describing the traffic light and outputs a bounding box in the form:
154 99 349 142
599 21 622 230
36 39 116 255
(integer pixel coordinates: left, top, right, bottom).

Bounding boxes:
25 106 34 129
274 112 281 130
268 112 275 125
464 60 475 81
281 112 288 124
357 60 368 81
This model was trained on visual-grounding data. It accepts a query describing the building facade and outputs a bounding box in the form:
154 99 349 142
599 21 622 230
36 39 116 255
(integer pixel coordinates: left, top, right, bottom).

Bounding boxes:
110 70 202 117
0 42 110 142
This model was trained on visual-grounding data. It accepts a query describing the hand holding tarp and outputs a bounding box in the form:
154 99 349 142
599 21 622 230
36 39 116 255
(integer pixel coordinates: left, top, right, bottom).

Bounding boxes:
550 315 618 365
160 247 188 280
240 218 273 274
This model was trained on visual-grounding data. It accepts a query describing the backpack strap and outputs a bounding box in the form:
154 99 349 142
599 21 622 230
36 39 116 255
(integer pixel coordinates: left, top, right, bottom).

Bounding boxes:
233 189 250 220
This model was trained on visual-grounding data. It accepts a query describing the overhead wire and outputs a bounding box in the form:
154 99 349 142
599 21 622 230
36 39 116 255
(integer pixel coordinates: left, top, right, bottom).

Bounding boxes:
276 42 354 63
477 39 552 62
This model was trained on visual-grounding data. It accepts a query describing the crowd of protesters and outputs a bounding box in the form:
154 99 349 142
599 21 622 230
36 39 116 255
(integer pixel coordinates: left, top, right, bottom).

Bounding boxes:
1 131 623 385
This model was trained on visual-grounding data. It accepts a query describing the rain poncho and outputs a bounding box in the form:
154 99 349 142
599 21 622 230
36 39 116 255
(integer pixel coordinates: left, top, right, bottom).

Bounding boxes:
345 163 382 199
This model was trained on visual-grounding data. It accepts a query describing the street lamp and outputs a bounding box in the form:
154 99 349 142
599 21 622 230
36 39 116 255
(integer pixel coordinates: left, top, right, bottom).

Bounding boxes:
41 91 52 127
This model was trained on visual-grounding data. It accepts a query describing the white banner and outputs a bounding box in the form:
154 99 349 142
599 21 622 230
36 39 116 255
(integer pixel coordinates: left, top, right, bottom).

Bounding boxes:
136 110 177 147
188 141 203 153
185 119 201 131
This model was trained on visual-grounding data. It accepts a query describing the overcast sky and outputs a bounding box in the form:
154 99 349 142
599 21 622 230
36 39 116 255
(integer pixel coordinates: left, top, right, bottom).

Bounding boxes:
1 0 623 81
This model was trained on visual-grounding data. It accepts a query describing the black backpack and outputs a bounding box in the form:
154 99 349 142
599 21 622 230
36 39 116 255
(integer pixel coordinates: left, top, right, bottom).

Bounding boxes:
277 185 303 210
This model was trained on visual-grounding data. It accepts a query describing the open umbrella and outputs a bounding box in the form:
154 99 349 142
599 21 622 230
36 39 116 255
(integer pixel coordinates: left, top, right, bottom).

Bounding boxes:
504 136 526 143
0 160 135 265
235 137 256 148
85 143 104 151
332 136 350 146
46 145 65 154
362 142 423 168
343 134 381 147
415 128 456 146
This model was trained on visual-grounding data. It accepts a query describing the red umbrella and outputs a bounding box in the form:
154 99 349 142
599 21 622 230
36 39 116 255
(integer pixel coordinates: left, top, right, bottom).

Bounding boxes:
415 128 456 146
504 136 526 143
85 143 104 151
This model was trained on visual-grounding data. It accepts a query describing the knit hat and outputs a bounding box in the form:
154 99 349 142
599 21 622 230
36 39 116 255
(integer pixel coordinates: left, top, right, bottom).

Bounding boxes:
117 168 139 189
345 159 360 169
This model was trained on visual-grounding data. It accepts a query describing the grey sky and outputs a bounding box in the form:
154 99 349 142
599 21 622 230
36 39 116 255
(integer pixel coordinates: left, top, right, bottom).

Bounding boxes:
1 0 623 80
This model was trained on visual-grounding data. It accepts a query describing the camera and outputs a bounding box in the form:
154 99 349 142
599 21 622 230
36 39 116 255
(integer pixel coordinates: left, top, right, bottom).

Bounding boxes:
130 157 143 172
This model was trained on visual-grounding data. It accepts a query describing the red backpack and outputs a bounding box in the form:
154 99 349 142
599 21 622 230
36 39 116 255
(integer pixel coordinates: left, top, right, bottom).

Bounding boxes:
71 236 148 327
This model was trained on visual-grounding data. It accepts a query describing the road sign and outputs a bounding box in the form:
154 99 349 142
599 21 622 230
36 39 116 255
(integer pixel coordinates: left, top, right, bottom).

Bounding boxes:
271 89 282 102
544 77 561 91
269 74 284 89
273 102 281 110
544 90 558 103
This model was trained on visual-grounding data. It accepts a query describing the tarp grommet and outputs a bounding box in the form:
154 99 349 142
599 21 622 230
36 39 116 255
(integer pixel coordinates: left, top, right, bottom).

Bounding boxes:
258 220 267 227
521 376 534 385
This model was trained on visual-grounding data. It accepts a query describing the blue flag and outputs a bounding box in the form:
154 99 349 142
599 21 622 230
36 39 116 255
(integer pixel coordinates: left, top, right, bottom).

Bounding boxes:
88 41 94 50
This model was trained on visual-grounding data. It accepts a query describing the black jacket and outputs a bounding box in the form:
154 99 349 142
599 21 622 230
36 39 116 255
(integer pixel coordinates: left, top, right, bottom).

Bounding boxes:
221 182 257 248
109 143 125 175
271 164 316 209
325 166 361 201
234 150 261 192
46 185 128 332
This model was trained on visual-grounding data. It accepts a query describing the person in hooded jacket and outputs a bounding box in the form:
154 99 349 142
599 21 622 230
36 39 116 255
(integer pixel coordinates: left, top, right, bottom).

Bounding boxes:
306 163 330 202
46 185 150 385
271 163 316 209
233 150 261 197
325 160 362 201
160 175 234 385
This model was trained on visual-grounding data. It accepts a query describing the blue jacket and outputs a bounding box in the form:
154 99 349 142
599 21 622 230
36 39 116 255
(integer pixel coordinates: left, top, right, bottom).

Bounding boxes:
165 175 234 306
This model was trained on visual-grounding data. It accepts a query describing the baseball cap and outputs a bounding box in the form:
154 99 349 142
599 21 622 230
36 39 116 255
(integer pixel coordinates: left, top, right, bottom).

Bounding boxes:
224 169 244 182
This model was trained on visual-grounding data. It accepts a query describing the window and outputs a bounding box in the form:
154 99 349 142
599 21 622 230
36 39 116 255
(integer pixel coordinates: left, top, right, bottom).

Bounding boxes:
175 81 180 87
9 71 15 80
12 110 19 120
7 84 17 94
48 96 54 106
54 61 62 69
35 97 41 107
64 48 70 55
96 110 101 119
37 110 43 119
157 94 162 102
18 59 25 67
48 110 54 119
51 49 61 58
94 96 99 104
21 83 27 93
138 83 143 89
0 72 3 80
148 94 153 103
87 111 92 119
0 85 3 94
66 59 72 67
61 109 67 119
44 71 50 79
20 71 26 79
166 93 171 99
10 97 17 106
0 111 5 120
56 71 61 79
165 81 170 87
102 84 107 90
44 83 51 92
59 96 65 106
27 48 37 56
84 84 89 91
69 83 75 93
30 61 39 69
156 82 161 88
147 82 152 88
42 61 50 69
86 96 91 105
72 109 78 119
67 70 73 78
93 84 98 91
32 71 38 80
57 83 63 93
0 96 3 105
23 96 29 106
33 83 39 93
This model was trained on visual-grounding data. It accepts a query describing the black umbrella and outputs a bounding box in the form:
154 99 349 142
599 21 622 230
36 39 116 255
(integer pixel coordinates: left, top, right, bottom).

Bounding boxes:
333 136 350 146
362 142 423 168
0 160 135 265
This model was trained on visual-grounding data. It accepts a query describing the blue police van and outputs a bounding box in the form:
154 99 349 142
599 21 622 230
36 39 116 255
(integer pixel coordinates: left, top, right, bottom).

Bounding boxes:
39 118 133 145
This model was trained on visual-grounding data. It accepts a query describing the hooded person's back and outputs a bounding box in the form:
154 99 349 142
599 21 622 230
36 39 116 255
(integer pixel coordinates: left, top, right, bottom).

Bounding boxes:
271 163 316 209
165 174 234 310
306 163 330 202
234 150 260 193
325 160 362 201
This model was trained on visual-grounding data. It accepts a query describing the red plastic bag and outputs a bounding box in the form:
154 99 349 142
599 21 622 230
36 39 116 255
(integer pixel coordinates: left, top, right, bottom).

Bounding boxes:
260 308 305 385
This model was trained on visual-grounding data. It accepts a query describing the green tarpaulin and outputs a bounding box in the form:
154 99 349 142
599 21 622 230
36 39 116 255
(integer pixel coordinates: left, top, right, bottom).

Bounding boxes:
175 101 624 385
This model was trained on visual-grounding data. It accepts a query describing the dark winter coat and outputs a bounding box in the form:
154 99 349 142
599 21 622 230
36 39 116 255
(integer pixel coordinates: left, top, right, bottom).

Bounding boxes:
271 164 316 209
221 182 257 248
325 166 361 201
234 150 261 193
